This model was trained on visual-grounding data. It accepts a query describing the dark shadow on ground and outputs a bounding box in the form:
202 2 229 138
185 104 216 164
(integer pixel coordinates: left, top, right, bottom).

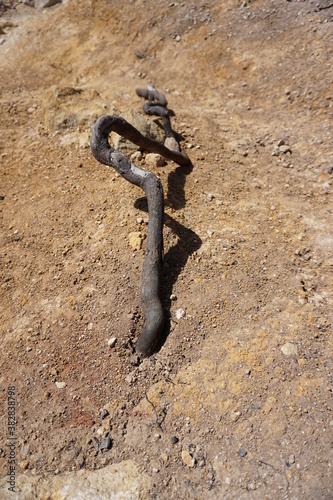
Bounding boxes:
166 162 193 210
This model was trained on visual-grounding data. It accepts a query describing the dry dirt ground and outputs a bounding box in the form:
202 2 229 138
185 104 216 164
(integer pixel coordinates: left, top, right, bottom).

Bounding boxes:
0 0 333 498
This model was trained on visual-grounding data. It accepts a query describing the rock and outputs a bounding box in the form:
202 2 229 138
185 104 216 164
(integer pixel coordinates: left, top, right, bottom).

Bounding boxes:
19 460 29 470
100 436 112 451
34 0 62 8
145 153 166 167
279 144 291 154
170 436 179 444
100 409 109 420
281 342 298 356
128 231 145 251
0 460 150 499
207 193 214 201
55 381 66 389
181 450 195 467
107 337 117 348
164 136 180 152
130 151 143 162
110 112 165 152
230 411 241 422
175 308 185 320
239 448 247 458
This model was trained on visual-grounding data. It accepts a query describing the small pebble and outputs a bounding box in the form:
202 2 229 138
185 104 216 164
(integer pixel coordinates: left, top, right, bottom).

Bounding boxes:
164 136 179 152
230 411 241 422
170 436 179 444
19 460 29 470
239 448 247 458
145 153 165 167
181 449 195 467
281 342 298 356
130 151 143 162
55 382 66 389
100 409 109 420
327 165 333 174
207 193 214 201
279 144 291 154
170 294 177 301
107 337 117 348
175 308 185 320
100 436 112 451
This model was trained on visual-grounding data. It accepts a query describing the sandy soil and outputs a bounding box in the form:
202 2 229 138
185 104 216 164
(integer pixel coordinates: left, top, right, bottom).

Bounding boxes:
0 0 332 498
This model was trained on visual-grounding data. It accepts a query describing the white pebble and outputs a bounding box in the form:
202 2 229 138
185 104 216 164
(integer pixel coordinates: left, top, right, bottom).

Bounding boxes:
107 337 117 348
176 308 185 320
55 382 66 389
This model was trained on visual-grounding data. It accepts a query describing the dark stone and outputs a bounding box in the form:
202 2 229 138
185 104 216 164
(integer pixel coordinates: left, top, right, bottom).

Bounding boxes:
100 409 109 420
100 436 112 451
